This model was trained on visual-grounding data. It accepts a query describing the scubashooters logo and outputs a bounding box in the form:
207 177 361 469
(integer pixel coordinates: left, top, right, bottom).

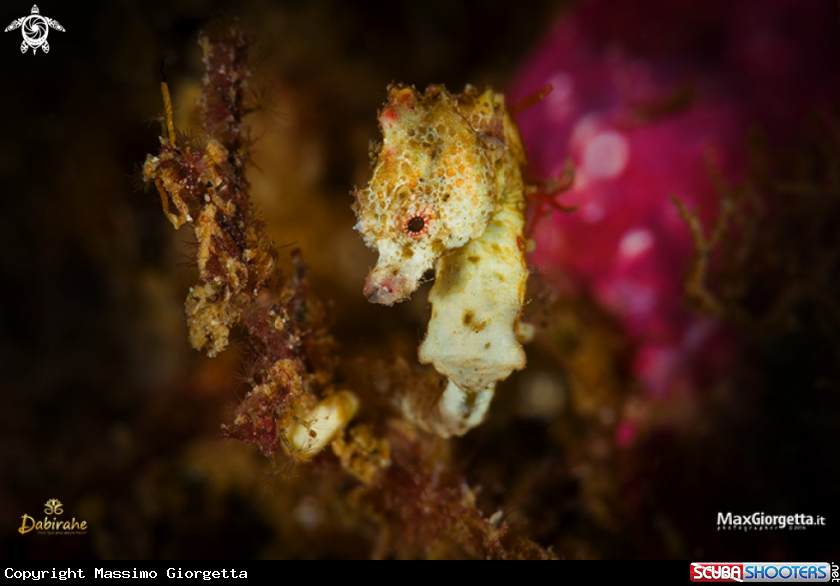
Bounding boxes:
690 562 832 582
18 499 88 535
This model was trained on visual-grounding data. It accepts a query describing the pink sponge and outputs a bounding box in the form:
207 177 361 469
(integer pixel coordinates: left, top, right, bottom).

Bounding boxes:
510 0 840 405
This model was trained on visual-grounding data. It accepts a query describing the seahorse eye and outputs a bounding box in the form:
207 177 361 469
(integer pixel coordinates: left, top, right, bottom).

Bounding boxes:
407 216 425 233
401 205 433 238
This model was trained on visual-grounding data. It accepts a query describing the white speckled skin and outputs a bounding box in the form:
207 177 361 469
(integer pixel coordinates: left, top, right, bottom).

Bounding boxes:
354 84 529 437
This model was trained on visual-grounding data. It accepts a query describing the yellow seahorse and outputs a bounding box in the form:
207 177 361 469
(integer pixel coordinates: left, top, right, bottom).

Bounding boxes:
353 84 529 437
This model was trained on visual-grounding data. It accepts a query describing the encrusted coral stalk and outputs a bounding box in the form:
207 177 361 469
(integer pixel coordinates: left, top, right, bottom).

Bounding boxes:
142 27 356 459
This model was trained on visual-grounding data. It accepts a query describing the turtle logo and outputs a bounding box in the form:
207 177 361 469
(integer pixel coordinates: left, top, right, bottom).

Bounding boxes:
5 5 65 55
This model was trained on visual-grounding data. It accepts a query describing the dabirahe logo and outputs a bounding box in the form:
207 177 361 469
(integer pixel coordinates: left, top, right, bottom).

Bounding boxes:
19 499 87 535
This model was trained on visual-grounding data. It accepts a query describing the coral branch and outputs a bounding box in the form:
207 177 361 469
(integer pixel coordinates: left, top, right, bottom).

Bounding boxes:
143 26 356 459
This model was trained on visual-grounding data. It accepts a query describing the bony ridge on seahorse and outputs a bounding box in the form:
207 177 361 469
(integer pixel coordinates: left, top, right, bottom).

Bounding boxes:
353 84 530 438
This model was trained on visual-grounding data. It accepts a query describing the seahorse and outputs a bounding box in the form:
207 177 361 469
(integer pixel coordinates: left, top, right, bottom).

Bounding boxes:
353 84 529 437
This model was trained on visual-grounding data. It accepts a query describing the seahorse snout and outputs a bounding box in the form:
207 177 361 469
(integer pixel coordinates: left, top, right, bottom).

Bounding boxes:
363 270 410 306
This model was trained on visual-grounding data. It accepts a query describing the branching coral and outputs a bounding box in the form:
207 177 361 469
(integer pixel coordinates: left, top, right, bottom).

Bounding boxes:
143 28 357 460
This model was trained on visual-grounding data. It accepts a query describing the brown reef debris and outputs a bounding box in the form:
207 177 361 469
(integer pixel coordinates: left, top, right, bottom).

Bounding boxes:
675 117 840 338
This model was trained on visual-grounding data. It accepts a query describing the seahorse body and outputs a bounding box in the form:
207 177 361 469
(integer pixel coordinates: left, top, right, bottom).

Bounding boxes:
353 85 529 437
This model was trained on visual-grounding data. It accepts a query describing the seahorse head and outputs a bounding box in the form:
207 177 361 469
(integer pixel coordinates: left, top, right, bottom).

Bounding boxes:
353 85 497 305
